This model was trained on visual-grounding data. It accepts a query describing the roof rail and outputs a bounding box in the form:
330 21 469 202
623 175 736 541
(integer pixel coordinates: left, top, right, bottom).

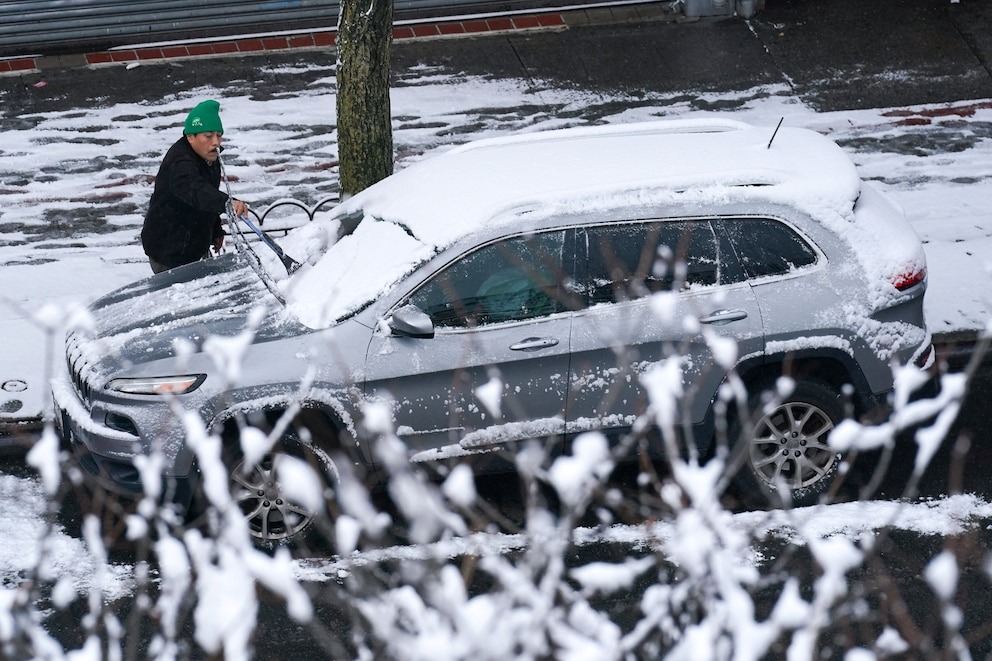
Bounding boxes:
446 118 753 155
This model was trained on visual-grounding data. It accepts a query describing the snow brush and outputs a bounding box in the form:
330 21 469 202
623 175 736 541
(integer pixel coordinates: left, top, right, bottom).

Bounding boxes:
218 152 303 275
236 209 302 275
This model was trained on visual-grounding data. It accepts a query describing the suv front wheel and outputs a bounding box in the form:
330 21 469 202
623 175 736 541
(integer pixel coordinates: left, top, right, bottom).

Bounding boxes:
226 432 339 551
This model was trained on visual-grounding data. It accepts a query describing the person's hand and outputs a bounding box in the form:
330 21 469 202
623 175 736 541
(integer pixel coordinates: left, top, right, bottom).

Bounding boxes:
232 199 249 218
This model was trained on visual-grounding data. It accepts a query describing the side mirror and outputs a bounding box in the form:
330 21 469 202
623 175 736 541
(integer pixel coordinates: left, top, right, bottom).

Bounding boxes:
388 305 435 339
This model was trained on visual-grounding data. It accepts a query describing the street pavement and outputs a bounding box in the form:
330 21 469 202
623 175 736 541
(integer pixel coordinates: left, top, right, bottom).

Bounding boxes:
3 0 991 117
392 0 992 110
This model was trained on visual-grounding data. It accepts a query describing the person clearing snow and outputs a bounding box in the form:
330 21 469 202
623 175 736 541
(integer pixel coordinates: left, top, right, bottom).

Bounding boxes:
140 99 250 274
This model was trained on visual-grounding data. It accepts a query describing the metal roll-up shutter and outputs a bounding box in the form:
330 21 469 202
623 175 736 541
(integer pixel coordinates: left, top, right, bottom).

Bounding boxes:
0 0 589 57
0 0 335 55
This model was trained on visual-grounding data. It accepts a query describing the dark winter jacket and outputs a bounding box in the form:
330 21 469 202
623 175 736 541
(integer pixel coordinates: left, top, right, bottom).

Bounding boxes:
141 137 228 269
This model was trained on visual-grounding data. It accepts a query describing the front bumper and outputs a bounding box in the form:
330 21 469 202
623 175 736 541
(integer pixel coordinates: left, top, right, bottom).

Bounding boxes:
51 374 197 499
53 387 144 497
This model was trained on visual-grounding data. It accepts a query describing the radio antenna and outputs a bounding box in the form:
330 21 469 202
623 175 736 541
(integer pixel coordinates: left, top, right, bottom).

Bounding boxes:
767 117 784 149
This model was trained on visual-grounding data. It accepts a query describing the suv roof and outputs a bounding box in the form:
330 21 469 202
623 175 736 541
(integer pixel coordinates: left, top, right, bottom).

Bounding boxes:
338 119 863 245
284 119 891 329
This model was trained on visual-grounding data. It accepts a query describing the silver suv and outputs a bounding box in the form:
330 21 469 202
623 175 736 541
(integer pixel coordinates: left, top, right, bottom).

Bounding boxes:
53 119 933 546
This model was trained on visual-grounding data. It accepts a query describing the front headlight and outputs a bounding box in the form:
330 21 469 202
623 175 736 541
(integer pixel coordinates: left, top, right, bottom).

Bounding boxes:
105 375 206 395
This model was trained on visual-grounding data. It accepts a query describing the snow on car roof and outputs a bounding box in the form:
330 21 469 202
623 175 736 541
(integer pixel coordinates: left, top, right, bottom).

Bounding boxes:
284 120 865 328
341 119 862 246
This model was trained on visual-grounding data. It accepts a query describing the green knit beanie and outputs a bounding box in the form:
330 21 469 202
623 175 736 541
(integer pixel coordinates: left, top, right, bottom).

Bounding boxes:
183 100 224 135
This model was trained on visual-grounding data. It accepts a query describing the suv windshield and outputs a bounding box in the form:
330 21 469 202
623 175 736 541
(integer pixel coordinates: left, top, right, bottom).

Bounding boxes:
283 211 438 329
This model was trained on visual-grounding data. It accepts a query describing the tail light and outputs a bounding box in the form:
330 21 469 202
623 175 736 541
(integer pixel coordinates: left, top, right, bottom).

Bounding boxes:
914 343 936 370
892 266 926 291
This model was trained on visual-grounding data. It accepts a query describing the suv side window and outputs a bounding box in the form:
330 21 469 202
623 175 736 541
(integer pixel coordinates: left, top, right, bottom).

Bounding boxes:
722 217 818 279
408 230 567 328
579 220 725 305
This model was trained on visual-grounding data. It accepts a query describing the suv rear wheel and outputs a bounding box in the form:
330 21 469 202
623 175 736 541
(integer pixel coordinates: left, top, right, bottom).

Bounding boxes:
732 380 843 507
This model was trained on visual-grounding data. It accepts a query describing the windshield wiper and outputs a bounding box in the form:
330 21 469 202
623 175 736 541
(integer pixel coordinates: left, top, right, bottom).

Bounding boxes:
218 153 297 303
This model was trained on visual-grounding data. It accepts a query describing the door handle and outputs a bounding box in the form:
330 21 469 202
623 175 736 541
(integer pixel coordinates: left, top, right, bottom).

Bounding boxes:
510 337 560 351
699 309 748 324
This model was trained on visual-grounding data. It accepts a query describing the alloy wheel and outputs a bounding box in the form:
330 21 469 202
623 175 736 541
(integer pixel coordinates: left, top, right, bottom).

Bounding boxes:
747 400 839 491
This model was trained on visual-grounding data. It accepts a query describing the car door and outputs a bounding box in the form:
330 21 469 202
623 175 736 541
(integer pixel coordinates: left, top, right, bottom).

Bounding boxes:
565 218 764 448
363 229 574 462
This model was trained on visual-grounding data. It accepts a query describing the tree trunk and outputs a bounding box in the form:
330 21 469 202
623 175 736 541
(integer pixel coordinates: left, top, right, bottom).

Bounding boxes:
336 0 394 198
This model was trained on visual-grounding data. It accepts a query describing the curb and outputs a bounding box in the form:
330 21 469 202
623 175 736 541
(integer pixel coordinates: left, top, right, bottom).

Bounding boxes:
0 1 682 74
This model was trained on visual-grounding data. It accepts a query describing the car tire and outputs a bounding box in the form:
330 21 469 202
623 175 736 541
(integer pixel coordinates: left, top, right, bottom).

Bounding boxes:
225 432 338 553
730 380 844 508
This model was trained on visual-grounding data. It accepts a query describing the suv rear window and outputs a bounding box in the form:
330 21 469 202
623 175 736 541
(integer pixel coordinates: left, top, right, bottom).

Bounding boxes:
722 217 818 279
580 220 721 304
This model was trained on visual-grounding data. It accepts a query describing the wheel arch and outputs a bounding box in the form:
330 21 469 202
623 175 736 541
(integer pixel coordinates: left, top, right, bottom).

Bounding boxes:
210 397 366 464
734 346 885 419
